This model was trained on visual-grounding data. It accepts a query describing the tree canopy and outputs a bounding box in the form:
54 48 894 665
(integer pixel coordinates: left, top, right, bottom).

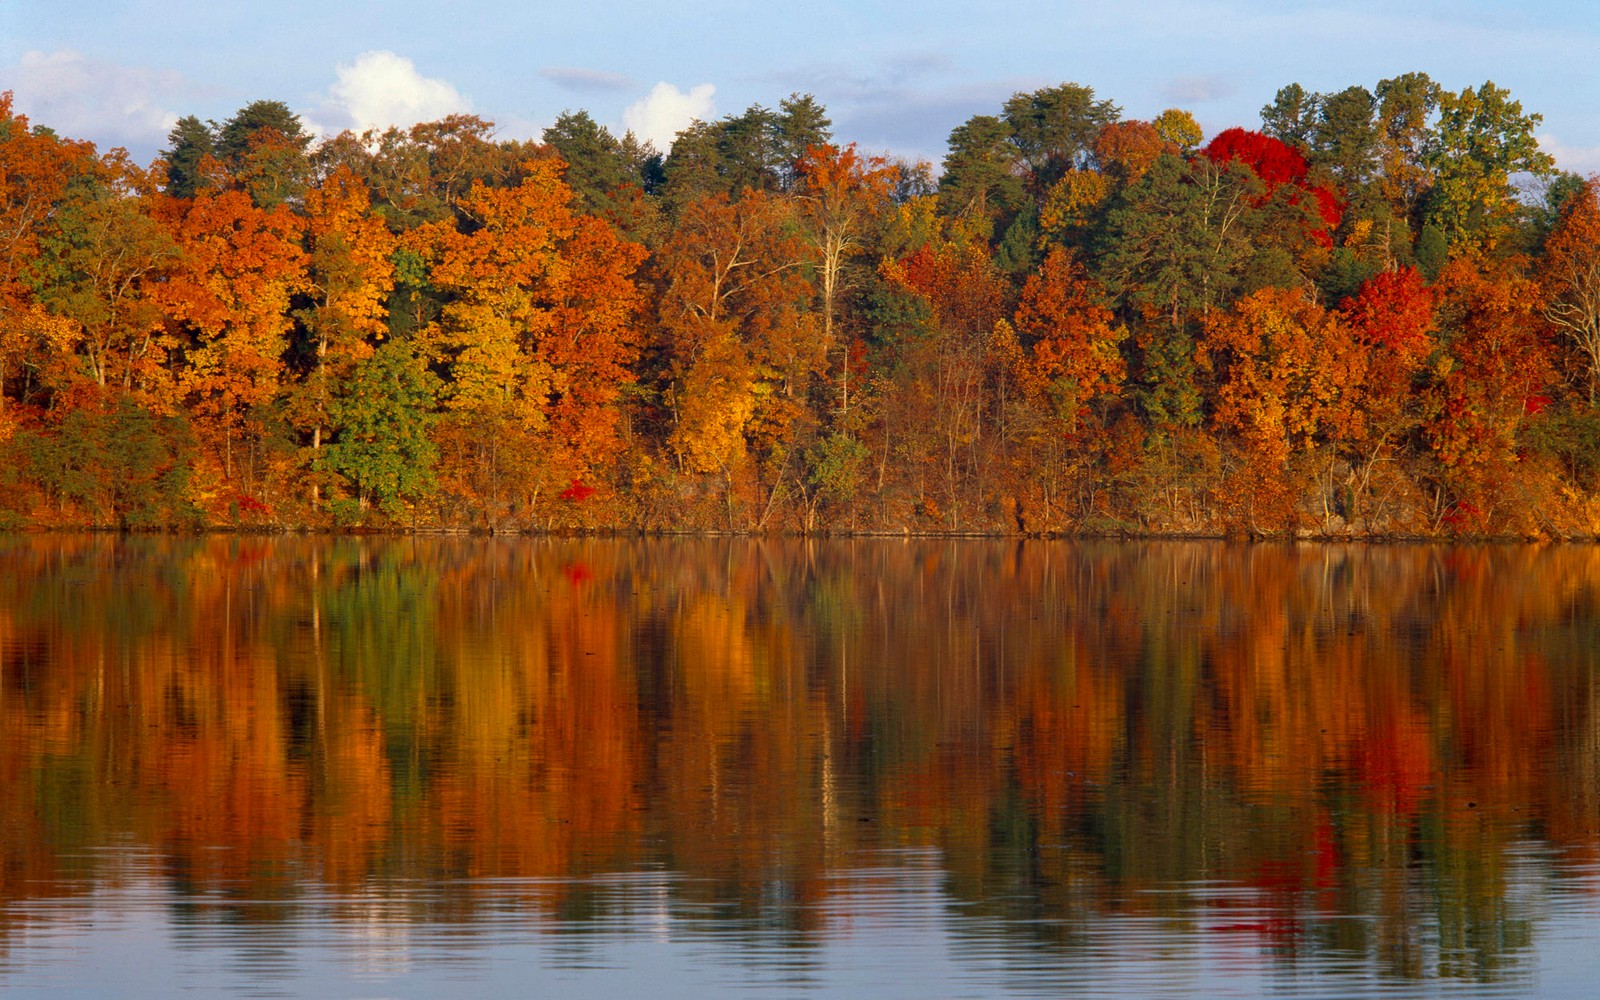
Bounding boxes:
1 79 1595 537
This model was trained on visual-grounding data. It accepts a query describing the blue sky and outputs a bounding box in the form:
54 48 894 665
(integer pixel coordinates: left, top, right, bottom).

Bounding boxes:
5 1 1597 173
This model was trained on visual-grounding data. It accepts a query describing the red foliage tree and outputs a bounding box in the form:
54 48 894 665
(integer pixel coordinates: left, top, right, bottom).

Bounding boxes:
1201 127 1341 237
1341 266 1433 358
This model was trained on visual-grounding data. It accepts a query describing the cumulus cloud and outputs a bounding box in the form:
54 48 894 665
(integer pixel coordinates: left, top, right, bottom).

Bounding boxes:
541 66 635 93
6 49 183 152
622 82 716 151
1538 132 1600 176
310 51 471 135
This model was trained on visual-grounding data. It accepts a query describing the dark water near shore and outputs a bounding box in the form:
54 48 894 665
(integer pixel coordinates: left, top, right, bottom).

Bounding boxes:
1 536 1597 998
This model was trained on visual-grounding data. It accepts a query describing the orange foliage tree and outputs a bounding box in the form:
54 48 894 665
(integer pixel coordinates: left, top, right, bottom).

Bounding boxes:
1001 248 1126 527
1199 286 1356 531
1426 254 1557 531
1335 267 1436 530
1092 119 1175 185
1540 178 1600 404
420 159 646 527
0 93 98 417
153 186 307 501
655 190 815 525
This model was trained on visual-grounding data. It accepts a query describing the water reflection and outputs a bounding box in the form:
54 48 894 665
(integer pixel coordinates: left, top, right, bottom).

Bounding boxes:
1 536 1598 997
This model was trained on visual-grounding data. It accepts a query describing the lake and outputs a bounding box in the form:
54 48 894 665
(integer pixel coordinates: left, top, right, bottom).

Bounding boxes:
1 536 1597 998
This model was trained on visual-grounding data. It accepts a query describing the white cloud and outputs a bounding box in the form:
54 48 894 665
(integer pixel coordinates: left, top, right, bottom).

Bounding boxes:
622 82 716 151
311 50 471 135
1538 132 1600 176
7 49 182 152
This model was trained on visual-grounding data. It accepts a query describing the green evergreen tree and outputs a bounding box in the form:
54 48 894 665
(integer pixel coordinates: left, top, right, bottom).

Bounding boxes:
939 114 1026 232
776 93 833 188
215 99 312 208
1260 83 1320 150
1312 86 1379 186
1001 82 1120 193
161 115 217 199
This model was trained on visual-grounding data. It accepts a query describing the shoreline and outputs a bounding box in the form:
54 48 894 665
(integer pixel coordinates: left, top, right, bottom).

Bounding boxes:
7 525 1594 544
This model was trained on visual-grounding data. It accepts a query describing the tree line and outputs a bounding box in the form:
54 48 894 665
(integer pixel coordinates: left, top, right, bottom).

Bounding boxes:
1 75 1597 535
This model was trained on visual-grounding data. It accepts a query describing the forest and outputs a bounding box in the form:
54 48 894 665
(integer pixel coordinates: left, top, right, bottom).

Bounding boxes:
1 75 1597 535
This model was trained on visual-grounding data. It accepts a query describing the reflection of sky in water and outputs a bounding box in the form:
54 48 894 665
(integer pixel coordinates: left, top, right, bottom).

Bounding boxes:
3 849 1596 998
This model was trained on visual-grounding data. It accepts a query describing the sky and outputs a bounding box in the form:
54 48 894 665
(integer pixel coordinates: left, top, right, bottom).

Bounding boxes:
4 0 1598 174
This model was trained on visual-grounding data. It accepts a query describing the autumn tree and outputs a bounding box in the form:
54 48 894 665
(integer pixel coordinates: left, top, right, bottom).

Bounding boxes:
1003 248 1126 526
792 143 898 416
879 233 1010 526
1424 82 1554 254
1198 286 1355 531
1036 167 1112 253
655 190 815 525
291 166 397 504
153 185 307 496
1092 119 1175 187
1201 128 1341 235
1011 250 1126 432
421 159 646 526
32 154 177 394
1332 268 1436 530
1539 178 1600 403
1152 109 1203 152
1425 253 1557 530
0 93 98 413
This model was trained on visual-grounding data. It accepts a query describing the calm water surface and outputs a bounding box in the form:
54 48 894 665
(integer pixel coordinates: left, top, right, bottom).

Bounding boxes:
1 536 1597 998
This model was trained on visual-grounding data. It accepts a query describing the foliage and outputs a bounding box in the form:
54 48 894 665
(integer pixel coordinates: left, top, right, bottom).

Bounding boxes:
1 76 1596 535
1539 178 1600 403
323 338 440 521
19 393 200 527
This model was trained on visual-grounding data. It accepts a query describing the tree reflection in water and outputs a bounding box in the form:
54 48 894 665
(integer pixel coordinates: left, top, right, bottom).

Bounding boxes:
1 536 1596 995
